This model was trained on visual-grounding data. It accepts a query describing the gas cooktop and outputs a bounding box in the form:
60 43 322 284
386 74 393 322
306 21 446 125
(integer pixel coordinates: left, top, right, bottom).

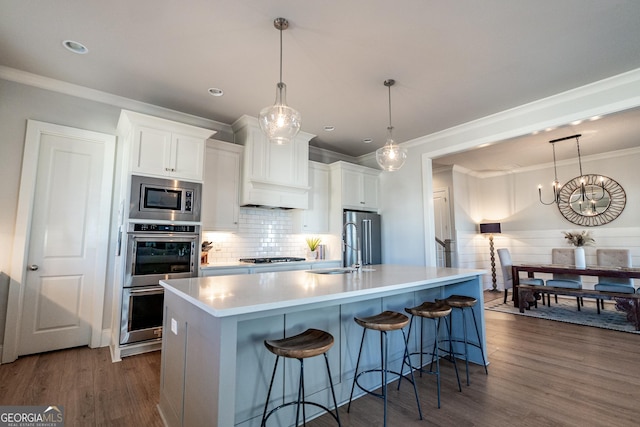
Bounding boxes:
239 257 306 264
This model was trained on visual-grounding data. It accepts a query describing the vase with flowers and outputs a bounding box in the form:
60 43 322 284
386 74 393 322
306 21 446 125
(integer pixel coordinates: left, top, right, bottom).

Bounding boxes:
305 236 321 260
562 230 594 268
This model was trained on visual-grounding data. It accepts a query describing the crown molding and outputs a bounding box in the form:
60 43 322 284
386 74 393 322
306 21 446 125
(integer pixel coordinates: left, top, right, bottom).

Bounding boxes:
0 65 232 135
404 67 640 158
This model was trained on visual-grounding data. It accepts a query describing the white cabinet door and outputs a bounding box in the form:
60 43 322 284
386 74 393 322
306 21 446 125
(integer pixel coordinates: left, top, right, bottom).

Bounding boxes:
172 133 205 181
337 162 380 211
293 162 329 233
119 110 213 182
131 126 173 177
202 140 243 231
361 171 379 209
341 167 364 208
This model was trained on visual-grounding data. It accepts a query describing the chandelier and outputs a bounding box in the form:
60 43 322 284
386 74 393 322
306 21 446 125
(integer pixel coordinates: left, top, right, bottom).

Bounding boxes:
258 17 301 145
375 79 408 171
538 134 605 213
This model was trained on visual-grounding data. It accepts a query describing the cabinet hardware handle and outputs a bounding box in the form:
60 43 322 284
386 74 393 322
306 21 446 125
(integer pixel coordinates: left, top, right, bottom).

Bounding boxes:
28 264 39 271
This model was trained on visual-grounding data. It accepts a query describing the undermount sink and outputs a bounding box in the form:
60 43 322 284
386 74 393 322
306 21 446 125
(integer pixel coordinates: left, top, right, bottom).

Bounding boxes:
308 268 357 274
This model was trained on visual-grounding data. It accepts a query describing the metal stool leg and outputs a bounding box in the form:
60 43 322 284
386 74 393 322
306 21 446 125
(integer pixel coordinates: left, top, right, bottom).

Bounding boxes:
261 356 280 427
469 307 488 375
323 353 341 426
347 328 367 412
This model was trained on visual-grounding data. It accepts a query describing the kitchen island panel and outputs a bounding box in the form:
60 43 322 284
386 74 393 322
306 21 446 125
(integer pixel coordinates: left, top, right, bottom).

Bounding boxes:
159 301 186 427
159 290 237 427
235 314 283 425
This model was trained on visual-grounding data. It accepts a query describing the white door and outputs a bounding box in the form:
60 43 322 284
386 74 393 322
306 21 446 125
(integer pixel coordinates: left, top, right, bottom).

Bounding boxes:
433 188 452 267
4 120 115 359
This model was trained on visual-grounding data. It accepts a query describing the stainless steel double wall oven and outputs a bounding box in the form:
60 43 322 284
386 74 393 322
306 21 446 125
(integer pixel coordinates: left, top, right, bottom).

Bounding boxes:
120 176 201 346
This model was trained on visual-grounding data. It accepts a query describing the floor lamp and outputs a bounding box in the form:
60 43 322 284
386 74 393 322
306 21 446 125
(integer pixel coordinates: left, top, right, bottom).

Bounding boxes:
480 222 501 291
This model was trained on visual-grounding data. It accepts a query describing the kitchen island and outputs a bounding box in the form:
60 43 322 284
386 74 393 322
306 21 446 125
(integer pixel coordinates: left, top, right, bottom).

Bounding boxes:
158 264 486 427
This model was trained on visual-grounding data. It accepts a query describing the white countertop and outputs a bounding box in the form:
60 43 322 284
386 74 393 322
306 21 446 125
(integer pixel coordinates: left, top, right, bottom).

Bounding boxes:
161 264 485 318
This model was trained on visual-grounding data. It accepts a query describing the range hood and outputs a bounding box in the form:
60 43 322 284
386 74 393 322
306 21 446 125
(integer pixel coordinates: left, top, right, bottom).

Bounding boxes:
232 115 315 209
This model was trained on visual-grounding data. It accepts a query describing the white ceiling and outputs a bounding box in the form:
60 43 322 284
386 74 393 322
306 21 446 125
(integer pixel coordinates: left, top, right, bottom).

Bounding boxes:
2 0 640 169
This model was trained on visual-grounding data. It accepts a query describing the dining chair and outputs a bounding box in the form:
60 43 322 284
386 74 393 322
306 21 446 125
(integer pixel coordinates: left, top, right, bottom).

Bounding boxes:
594 249 634 314
547 248 583 310
497 248 544 305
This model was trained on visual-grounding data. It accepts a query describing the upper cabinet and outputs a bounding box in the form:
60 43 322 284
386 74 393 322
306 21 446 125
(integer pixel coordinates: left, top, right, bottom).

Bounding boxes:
202 140 243 232
232 115 315 209
330 161 380 211
293 161 330 233
118 110 215 182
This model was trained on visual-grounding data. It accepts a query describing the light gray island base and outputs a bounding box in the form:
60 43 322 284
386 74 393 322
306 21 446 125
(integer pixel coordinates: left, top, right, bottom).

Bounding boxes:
158 265 486 427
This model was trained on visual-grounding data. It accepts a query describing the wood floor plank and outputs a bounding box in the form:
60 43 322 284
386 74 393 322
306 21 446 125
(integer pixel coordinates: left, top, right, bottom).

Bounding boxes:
0 291 638 426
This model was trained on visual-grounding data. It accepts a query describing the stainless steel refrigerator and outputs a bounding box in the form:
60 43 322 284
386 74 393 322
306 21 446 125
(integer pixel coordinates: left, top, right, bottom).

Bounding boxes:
343 210 382 267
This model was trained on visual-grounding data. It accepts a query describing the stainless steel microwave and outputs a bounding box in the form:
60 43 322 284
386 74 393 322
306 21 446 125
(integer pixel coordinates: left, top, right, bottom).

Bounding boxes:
129 175 201 222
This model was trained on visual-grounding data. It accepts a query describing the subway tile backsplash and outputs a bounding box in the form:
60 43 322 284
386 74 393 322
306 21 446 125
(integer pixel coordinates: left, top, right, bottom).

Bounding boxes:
202 207 309 263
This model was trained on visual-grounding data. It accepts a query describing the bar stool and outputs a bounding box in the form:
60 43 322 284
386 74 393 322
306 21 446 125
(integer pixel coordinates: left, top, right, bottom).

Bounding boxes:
439 295 488 386
399 301 461 408
347 310 422 427
261 329 341 427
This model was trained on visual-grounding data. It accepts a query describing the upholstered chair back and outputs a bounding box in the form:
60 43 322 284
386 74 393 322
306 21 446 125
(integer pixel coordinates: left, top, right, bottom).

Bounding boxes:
551 248 582 283
497 248 513 290
596 249 633 286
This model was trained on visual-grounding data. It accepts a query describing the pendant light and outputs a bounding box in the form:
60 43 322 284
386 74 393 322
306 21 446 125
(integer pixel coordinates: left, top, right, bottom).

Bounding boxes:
538 134 605 207
259 17 301 145
376 79 407 171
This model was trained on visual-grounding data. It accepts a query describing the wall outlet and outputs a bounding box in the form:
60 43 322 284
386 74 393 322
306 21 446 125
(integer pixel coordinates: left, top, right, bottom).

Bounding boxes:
171 318 178 335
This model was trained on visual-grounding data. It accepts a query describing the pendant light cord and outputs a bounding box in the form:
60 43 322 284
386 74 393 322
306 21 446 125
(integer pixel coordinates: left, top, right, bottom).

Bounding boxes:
387 83 393 131
279 25 283 84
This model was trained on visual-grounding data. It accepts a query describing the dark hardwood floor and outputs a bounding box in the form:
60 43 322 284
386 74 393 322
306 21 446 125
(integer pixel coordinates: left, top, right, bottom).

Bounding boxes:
0 346 163 427
1 290 639 426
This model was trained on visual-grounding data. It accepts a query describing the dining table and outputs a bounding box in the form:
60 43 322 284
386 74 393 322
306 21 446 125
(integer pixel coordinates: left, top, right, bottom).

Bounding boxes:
511 263 640 308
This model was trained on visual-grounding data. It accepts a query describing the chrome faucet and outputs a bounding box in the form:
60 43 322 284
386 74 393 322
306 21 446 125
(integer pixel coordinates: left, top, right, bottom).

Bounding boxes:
342 221 361 270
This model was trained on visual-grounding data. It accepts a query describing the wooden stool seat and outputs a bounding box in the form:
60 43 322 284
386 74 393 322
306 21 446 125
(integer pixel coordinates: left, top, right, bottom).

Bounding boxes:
443 294 477 308
405 301 452 319
264 329 334 359
262 328 340 426
354 310 409 331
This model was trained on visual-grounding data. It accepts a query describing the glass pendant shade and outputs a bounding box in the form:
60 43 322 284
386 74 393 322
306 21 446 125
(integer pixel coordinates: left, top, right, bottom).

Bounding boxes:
376 131 408 171
259 82 301 145
376 78 407 171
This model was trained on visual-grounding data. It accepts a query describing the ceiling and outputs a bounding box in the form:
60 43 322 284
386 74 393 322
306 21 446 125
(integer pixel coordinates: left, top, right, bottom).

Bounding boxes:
2 1 640 168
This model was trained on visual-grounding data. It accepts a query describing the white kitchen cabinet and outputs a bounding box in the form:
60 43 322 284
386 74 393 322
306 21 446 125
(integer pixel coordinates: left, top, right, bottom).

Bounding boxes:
201 140 243 231
330 161 380 211
231 115 315 209
293 161 330 233
118 110 214 181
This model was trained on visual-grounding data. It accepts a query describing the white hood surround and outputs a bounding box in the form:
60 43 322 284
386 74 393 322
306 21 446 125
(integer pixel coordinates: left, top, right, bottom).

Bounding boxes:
232 115 314 209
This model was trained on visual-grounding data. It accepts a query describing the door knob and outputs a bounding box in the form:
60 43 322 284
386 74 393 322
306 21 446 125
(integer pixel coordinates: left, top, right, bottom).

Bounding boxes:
28 264 39 271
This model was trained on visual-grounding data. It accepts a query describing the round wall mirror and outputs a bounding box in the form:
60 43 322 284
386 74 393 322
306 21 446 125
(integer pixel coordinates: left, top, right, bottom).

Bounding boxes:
569 184 610 216
557 174 625 226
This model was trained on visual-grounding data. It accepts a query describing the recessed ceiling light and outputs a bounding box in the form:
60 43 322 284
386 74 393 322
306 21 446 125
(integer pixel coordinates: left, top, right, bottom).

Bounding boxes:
570 120 583 126
589 115 602 121
208 88 224 97
363 138 373 144
62 40 88 54
323 126 335 132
